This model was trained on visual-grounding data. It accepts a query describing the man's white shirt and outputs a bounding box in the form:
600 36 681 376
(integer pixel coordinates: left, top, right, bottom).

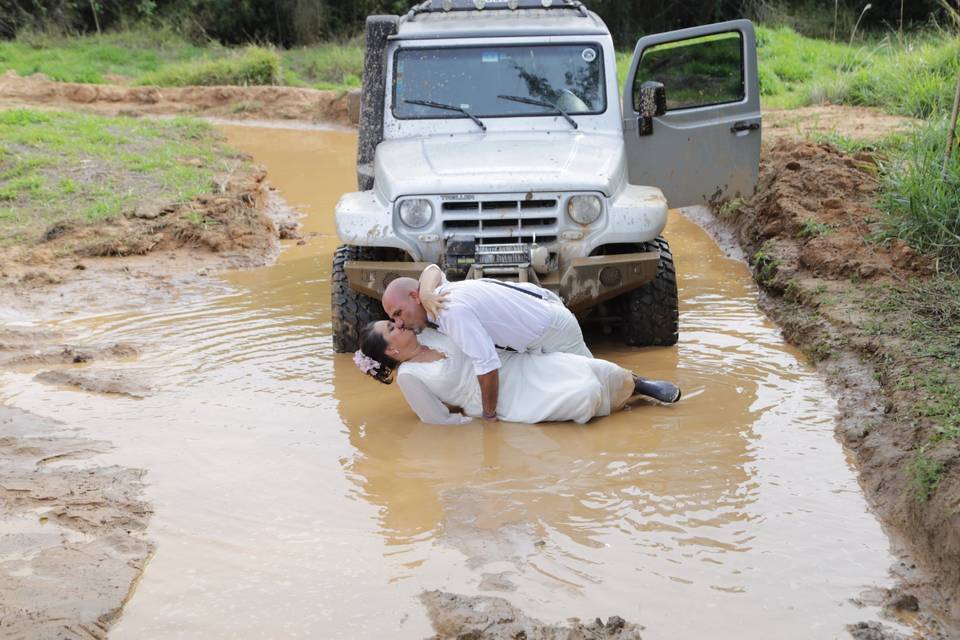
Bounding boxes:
429 272 558 376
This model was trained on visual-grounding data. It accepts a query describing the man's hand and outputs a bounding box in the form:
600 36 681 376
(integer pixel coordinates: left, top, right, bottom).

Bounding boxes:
420 287 449 319
477 369 499 422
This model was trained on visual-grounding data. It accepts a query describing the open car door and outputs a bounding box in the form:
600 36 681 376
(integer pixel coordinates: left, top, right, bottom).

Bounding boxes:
622 20 761 208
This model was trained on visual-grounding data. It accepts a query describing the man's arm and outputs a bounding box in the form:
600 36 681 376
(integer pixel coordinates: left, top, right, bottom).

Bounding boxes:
417 264 447 318
441 306 502 420
478 370 499 422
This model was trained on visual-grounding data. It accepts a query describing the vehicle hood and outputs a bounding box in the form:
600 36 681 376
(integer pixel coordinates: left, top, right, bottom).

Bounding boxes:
373 131 626 201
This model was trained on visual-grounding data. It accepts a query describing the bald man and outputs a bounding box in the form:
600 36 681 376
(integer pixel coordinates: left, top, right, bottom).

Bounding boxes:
381 265 591 422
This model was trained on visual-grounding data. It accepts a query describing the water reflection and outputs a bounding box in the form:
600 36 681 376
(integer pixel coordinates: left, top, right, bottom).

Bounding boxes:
332 215 769 596
0 125 900 639
325 198 893 635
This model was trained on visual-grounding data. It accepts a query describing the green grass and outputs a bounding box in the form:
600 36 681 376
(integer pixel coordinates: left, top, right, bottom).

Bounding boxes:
910 448 946 502
860 277 960 501
2 25 956 116
809 36 960 118
282 42 364 89
0 27 355 90
753 26 959 117
0 27 210 83
137 45 281 87
797 218 835 238
808 130 885 154
754 25 869 108
751 246 782 285
878 119 960 272
0 109 228 243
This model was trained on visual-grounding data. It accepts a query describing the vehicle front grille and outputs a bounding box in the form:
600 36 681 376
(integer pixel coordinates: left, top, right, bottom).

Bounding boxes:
441 196 559 245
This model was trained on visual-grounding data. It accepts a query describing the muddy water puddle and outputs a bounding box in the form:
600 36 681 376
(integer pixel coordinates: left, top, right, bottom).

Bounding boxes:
0 125 907 638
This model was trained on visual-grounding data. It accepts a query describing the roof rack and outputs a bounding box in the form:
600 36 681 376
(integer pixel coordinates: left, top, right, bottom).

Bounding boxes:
405 0 588 20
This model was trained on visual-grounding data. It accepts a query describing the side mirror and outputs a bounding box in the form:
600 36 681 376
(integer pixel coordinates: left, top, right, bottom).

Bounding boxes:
637 81 666 136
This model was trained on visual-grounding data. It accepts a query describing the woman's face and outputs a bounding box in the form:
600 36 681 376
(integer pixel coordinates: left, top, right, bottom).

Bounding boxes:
375 320 417 359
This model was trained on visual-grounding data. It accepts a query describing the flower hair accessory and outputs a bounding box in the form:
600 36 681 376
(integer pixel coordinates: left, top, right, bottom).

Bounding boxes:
353 350 381 375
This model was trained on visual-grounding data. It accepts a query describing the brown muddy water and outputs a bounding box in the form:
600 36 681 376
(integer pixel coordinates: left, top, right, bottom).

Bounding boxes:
0 125 910 638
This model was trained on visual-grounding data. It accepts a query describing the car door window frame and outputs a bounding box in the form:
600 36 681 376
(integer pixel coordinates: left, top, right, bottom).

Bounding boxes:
632 30 746 114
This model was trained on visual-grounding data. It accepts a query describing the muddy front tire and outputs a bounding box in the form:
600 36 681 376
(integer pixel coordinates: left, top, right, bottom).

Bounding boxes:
621 236 679 347
331 245 386 353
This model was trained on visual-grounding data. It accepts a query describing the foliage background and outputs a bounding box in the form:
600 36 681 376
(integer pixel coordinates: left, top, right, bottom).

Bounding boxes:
1 0 957 46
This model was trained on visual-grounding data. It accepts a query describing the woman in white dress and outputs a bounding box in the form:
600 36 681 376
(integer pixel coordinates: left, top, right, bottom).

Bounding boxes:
354 320 681 425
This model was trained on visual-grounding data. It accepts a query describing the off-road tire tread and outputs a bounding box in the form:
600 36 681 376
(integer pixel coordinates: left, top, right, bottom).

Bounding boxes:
331 245 386 353
622 236 679 347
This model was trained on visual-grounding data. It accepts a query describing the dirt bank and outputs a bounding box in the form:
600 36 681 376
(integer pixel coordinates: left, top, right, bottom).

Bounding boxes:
0 163 298 319
0 403 152 639
0 71 354 126
703 138 959 636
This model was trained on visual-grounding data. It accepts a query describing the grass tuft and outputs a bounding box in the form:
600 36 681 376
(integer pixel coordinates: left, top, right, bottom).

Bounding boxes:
282 42 364 89
137 45 281 87
806 36 960 118
910 447 946 502
797 218 834 238
878 119 960 273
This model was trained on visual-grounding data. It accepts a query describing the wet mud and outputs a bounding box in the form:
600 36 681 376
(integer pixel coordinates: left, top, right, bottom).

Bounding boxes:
0 405 152 639
421 591 642 640
0 125 928 638
33 369 153 398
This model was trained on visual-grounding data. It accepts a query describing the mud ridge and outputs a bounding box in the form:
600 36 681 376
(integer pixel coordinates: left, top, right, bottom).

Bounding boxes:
421 590 642 640
0 173 298 319
34 369 153 398
0 71 354 125
696 137 958 637
0 405 153 639
0 341 138 367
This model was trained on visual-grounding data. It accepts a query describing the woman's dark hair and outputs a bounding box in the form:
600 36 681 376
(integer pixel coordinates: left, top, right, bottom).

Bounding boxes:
359 322 399 385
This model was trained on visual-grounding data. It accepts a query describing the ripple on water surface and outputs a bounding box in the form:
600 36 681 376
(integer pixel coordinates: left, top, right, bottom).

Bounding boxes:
1 125 903 639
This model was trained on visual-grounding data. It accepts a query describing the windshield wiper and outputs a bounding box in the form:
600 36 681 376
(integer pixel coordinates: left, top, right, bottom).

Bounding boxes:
404 99 486 132
497 94 578 129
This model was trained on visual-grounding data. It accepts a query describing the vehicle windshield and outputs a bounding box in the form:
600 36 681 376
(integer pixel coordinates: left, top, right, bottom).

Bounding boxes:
393 43 606 120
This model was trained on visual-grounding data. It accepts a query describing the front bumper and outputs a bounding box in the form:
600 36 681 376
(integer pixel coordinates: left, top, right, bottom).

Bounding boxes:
345 250 659 312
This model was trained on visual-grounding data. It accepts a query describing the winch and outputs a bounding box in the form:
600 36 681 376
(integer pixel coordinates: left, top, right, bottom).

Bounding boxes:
444 239 554 279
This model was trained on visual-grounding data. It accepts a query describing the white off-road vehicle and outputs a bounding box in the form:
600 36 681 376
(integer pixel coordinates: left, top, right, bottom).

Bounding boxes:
332 0 760 352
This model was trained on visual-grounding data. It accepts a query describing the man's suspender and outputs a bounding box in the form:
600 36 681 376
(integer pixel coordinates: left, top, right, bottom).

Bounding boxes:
478 279 547 352
481 278 545 300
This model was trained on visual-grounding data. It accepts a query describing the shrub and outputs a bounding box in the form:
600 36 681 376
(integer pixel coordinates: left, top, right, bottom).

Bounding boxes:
138 45 281 87
282 42 364 88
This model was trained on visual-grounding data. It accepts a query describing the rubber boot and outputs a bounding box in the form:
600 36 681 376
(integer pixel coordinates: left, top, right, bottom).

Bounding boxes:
633 376 681 403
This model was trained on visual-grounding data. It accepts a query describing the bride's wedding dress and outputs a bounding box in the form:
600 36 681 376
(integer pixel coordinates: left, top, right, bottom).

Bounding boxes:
396 329 635 425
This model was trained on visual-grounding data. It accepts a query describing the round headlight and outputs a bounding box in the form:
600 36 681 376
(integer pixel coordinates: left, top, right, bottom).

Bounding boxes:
398 198 434 228
566 194 602 225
